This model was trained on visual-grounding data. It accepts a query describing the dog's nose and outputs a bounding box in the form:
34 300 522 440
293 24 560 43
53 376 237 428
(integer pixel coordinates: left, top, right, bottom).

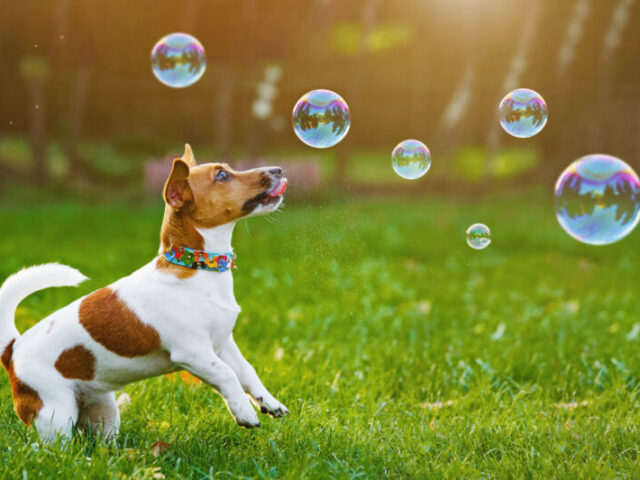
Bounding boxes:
268 167 282 178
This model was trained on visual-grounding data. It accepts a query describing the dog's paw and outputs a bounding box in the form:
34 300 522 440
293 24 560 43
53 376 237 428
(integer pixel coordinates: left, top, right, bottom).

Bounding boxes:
228 399 261 429
255 393 289 418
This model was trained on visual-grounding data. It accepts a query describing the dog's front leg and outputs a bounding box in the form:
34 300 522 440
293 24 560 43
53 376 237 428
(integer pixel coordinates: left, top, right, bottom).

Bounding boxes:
219 336 289 418
170 346 260 428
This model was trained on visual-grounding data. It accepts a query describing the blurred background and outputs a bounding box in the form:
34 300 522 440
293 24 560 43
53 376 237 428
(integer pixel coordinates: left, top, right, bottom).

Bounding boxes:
0 0 638 199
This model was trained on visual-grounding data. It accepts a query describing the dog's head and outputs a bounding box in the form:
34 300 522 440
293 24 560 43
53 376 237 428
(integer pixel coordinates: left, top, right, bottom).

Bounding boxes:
163 145 287 228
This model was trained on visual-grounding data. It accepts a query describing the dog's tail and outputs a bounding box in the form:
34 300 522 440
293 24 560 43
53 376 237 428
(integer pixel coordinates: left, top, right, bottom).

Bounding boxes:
0 264 87 357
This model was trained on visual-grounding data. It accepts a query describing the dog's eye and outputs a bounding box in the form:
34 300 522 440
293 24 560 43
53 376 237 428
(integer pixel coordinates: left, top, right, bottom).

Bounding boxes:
216 170 230 182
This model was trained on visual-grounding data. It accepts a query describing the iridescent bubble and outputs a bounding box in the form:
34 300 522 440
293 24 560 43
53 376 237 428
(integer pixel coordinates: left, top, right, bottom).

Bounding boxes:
151 33 206 88
499 88 548 138
391 139 431 180
554 154 640 245
466 223 491 250
292 89 351 148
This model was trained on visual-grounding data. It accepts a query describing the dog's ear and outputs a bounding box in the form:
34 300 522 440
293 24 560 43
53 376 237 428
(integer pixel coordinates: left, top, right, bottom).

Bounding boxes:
182 144 197 167
163 159 193 211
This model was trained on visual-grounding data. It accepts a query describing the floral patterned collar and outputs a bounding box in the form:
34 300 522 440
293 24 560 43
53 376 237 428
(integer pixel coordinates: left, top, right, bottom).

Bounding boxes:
163 246 236 272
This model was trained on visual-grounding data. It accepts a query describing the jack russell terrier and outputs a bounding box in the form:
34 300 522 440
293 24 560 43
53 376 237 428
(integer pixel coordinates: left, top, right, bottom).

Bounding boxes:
0 145 289 442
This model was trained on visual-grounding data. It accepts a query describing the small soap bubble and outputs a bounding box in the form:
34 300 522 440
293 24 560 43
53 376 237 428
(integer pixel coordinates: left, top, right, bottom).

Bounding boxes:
466 223 491 250
555 154 640 245
391 139 431 179
499 88 548 138
292 89 350 148
151 32 206 88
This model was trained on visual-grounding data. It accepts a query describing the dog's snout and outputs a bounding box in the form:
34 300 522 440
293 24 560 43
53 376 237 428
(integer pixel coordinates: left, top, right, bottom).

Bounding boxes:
268 167 282 178
259 167 284 189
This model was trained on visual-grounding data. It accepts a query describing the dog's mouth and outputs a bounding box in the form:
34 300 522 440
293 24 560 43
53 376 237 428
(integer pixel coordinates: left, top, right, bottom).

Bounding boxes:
268 177 287 197
243 177 288 212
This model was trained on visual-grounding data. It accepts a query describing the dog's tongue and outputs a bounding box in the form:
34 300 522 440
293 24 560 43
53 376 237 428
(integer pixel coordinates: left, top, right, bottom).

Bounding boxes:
268 178 287 197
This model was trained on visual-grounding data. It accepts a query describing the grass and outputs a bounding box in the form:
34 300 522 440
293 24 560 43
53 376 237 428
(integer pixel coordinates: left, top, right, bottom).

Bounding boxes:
1 188 640 478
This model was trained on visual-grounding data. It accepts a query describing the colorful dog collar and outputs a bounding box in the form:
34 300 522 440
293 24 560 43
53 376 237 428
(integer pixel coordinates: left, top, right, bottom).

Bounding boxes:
164 246 236 272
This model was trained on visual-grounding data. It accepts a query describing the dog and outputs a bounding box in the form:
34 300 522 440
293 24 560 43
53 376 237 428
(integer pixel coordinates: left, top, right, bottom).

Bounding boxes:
0 145 289 442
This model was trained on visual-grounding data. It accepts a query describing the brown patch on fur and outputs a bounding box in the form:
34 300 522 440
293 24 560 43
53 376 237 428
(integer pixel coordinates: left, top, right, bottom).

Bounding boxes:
156 255 199 279
1 339 44 426
1 339 14 371
54 345 96 380
155 202 205 279
79 288 161 357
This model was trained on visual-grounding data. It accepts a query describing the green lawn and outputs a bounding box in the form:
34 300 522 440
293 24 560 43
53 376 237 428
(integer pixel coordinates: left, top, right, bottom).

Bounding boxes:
1 190 640 478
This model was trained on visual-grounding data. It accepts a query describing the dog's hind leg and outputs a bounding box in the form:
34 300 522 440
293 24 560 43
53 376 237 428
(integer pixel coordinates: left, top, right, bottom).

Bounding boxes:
78 391 120 440
218 335 289 418
33 390 78 443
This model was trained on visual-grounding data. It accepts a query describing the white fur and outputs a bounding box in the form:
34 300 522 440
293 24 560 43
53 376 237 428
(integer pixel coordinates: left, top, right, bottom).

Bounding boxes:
1 172 288 443
0 264 87 349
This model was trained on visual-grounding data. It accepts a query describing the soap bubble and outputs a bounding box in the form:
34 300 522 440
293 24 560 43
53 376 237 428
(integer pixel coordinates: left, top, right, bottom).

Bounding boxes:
151 33 206 88
391 140 431 179
554 154 640 245
499 88 548 138
466 223 491 250
292 89 350 148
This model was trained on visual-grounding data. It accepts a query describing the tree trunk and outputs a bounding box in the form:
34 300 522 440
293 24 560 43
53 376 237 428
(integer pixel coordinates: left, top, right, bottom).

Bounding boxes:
485 0 542 174
214 64 235 161
66 67 91 179
336 0 379 187
27 79 47 185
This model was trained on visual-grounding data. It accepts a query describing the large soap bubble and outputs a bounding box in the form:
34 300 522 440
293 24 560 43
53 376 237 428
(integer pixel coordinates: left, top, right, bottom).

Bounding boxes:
292 89 351 148
499 88 548 138
555 154 640 245
391 139 431 179
151 33 206 88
